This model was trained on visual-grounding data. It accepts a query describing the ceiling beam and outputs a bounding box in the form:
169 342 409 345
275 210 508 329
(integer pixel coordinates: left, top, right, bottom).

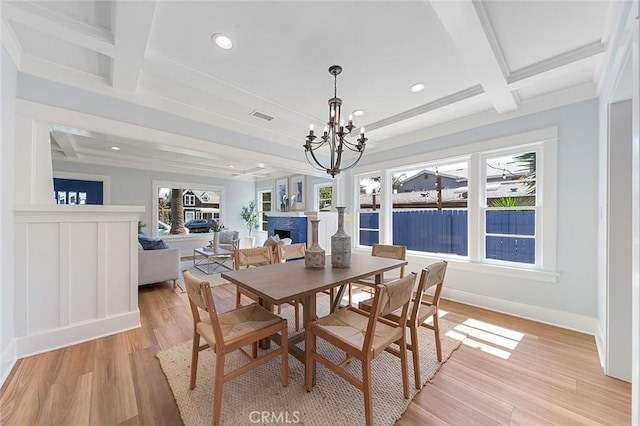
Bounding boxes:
430 0 518 114
2 2 114 56
50 132 78 159
111 1 157 92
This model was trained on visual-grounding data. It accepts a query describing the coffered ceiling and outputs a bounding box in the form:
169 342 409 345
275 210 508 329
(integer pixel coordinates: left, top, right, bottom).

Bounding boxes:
1 1 622 180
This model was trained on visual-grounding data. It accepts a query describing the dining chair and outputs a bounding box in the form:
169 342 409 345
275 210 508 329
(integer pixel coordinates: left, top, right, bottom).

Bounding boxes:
276 243 306 263
234 246 274 308
359 261 448 389
348 244 407 307
305 273 416 426
182 270 288 426
234 246 300 330
275 243 306 331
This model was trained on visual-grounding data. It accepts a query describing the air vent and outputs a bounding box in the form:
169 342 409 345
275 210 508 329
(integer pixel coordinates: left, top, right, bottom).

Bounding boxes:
250 110 274 121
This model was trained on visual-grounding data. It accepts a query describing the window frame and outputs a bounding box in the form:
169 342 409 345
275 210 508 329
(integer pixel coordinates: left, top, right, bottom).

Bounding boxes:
480 146 541 268
257 190 271 231
315 182 333 210
351 127 558 276
184 194 196 206
152 180 225 238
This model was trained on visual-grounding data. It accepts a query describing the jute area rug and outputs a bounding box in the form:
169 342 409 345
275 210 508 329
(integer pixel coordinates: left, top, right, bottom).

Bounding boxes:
157 295 466 426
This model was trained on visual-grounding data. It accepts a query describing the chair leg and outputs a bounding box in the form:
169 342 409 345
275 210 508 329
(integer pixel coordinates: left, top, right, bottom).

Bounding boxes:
252 341 258 359
235 288 241 308
362 359 374 426
433 314 443 362
173 279 178 288
399 332 410 399
281 321 289 387
294 302 300 331
410 326 421 389
190 332 199 390
213 353 225 426
348 283 353 307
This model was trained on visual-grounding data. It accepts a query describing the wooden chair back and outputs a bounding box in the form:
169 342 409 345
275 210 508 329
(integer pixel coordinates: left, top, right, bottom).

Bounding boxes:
277 243 306 263
234 246 274 269
362 273 416 354
371 244 407 278
409 261 447 327
183 269 224 348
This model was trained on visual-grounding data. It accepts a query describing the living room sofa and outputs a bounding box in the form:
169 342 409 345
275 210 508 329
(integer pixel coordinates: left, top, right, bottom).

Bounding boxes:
138 241 180 287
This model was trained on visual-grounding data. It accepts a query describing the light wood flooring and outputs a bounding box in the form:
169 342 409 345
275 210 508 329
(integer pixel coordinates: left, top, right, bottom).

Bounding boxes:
1 281 631 425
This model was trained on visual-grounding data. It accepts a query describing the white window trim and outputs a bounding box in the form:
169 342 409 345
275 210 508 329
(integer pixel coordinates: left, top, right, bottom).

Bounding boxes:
351 127 558 279
314 182 333 211
152 180 225 238
257 189 271 231
184 194 196 206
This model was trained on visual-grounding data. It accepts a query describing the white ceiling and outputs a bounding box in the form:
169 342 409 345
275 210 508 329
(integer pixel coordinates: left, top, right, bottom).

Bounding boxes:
1 0 621 180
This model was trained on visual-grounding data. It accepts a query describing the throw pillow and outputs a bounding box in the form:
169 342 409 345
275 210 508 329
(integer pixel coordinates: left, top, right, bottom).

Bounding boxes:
138 235 169 250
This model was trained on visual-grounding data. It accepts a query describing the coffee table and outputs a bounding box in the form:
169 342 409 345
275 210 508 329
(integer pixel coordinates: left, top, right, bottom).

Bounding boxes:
193 247 233 274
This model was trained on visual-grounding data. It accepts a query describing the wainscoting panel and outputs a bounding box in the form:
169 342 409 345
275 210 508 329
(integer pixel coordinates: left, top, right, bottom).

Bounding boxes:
14 205 144 357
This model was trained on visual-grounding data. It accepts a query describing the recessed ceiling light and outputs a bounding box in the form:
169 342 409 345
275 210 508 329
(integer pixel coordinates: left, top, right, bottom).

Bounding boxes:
410 82 426 93
211 33 233 50
111 146 120 151
229 165 235 168
353 109 365 117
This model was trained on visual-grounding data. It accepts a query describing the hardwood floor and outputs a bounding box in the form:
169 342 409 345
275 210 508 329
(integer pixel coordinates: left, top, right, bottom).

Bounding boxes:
1 281 631 425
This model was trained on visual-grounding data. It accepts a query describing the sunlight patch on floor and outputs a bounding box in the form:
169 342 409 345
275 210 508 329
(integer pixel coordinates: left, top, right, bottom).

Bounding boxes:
447 317 525 360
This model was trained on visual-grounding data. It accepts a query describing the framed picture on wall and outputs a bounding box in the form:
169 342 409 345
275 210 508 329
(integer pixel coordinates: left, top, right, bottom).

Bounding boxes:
290 175 305 210
276 178 289 211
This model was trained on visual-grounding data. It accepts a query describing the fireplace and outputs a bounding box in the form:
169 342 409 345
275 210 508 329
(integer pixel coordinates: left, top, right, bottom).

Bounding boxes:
274 229 291 239
266 213 307 244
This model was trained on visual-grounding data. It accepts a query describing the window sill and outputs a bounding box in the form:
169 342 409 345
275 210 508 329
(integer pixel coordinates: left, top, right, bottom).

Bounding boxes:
352 247 559 283
156 233 213 240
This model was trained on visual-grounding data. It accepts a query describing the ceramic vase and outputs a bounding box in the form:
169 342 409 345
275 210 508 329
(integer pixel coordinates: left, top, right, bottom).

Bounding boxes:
305 219 325 269
212 231 220 253
331 207 351 268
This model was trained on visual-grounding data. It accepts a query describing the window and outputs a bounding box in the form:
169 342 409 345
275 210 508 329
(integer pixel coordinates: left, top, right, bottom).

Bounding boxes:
391 159 469 256
155 182 223 236
357 175 381 247
317 183 333 210
482 150 537 266
258 190 271 231
353 127 557 273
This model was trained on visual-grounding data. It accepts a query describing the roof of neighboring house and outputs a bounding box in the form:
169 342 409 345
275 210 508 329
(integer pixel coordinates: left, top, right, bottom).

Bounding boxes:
360 181 534 206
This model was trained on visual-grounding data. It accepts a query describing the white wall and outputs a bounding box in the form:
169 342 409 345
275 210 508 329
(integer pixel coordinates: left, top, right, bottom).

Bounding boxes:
52 161 256 239
354 99 599 332
1 47 18 385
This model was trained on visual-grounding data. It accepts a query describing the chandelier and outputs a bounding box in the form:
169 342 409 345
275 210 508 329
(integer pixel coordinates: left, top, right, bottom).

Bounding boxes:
304 65 367 178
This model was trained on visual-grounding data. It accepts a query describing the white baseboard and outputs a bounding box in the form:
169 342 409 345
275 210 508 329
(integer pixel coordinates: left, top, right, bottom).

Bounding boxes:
594 321 606 371
442 287 598 335
1 338 17 388
16 311 140 358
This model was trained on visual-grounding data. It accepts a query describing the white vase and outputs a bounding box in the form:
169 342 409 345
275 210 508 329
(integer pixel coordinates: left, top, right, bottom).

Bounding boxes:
212 231 220 252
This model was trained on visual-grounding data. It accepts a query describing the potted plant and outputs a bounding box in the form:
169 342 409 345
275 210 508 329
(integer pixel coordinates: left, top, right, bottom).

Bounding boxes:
240 201 259 248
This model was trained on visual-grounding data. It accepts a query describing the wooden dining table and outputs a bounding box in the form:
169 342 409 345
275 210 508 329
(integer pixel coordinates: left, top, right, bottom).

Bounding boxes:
221 252 407 383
